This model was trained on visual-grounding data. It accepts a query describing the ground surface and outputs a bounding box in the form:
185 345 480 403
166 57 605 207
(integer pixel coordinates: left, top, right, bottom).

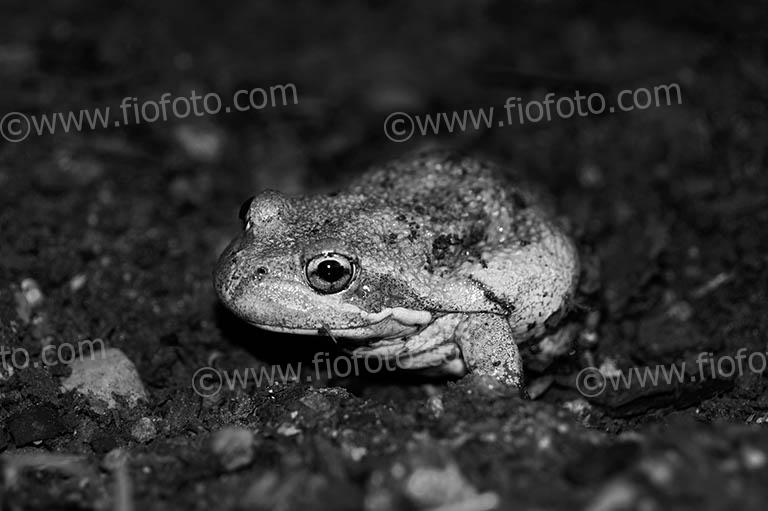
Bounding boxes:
1 1 768 510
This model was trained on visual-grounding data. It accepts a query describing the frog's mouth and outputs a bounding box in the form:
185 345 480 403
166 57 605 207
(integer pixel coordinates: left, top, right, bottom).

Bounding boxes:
250 307 433 341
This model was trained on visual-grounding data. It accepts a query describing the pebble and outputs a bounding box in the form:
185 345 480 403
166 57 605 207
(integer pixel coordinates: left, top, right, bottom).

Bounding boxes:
639 457 675 487
579 162 605 188
564 441 640 484
169 174 212 206
20 278 44 308
529 323 579 371
527 375 555 400
299 390 333 414
665 300 693 322
3 450 88 489
102 447 129 472
69 274 87 292
636 313 705 358
55 151 105 185
276 423 301 437
15 278 44 323
741 446 766 470
240 471 280 507
365 444 497 511
130 417 157 443
346 445 368 462
210 426 254 471
90 430 120 454
173 123 224 162
691 272 732 298
60 348 148 411
585 480 639 511
239 471 345 510
405 463 484 508
0 43 35 73
426 395 444 417
562 398 592 418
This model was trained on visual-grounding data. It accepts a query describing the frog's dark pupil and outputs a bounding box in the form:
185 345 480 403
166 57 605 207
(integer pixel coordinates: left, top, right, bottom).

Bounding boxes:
238 196 255 223
317 260 346 282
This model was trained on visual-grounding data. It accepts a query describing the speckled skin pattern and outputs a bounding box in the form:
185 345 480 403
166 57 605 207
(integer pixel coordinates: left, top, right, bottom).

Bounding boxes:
214 150 579 386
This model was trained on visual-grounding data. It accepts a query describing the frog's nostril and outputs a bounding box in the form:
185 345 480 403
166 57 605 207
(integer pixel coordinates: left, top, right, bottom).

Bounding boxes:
255 266 269 279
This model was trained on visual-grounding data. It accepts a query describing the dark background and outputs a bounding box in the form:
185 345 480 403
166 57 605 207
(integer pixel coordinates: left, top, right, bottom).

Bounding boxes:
1 1 767 509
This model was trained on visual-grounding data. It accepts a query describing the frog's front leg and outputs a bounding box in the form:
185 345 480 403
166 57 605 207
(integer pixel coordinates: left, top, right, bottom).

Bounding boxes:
395 313 522 387
454 313 522 387
395 314 465 373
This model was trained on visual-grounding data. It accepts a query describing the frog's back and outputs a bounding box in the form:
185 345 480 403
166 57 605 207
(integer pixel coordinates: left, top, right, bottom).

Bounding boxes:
349 149 578 337
350 150 536 215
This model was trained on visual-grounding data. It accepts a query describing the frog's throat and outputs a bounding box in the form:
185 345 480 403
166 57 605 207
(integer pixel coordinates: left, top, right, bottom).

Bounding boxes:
251 307 433 340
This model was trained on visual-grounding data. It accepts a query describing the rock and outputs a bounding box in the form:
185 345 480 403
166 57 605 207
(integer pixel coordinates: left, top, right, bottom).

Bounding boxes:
130 417 157 443
60 348 148 411
7 404 67 446
210 426 254 471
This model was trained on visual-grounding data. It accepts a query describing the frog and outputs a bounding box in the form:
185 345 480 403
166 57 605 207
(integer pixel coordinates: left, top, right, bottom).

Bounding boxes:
214 149 579 387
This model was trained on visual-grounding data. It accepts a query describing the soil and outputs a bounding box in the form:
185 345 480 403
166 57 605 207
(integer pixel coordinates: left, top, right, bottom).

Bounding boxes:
1 1 768 510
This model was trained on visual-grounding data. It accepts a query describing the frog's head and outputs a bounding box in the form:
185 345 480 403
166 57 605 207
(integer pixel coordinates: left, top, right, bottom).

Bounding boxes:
214 190 444 340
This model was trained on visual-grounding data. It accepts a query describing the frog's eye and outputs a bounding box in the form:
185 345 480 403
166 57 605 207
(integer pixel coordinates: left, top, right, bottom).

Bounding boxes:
239 196 255 230
305 253 355 294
